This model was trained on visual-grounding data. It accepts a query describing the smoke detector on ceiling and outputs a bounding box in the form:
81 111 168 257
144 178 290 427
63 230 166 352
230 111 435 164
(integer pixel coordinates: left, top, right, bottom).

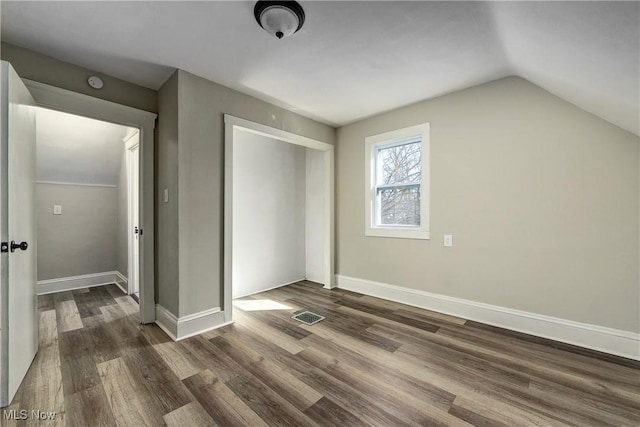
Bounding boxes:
87 76 104 89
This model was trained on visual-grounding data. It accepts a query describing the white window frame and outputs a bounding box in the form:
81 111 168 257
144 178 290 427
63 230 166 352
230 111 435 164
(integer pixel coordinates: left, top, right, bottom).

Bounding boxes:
365 123 430 239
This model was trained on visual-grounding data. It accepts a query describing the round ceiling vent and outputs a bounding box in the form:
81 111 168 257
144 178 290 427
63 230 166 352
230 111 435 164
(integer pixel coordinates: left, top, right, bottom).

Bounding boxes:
87 76 104 89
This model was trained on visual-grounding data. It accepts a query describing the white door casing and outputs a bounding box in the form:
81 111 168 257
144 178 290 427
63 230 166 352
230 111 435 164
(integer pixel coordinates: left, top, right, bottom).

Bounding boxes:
0 61 38 407
125 132 140 295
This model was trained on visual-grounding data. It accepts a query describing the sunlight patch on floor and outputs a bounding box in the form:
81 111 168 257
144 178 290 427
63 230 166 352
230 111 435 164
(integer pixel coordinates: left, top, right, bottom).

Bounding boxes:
233 299 292 311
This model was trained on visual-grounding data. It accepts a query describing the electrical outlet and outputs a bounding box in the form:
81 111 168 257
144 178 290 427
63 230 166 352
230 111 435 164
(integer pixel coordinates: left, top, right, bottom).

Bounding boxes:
53 205 62 215
444 234 453 247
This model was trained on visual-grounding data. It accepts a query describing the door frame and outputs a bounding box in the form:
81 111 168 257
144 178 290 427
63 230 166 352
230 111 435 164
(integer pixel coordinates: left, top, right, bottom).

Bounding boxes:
125 130 140 296
23 79 157 323
223 114 335 324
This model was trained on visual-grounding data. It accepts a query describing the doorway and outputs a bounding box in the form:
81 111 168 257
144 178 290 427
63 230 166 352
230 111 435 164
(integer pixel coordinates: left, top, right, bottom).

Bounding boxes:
34 108 137 298
23 79 156 323
223 115 334 324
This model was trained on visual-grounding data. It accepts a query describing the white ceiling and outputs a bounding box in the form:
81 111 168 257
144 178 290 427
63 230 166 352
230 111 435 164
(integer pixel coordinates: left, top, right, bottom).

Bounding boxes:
2 1 638 134
36 108 135 186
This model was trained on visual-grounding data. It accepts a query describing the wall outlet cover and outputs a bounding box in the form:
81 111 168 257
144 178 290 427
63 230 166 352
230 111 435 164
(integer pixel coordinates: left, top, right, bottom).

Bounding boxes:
53 205 62 215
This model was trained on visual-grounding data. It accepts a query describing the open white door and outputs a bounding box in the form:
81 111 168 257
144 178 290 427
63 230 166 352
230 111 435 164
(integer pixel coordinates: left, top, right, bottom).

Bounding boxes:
125 132 140 297
0 62 38 407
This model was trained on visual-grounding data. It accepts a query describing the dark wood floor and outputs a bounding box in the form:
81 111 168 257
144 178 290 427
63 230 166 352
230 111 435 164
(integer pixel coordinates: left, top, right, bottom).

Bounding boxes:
3 281 639 426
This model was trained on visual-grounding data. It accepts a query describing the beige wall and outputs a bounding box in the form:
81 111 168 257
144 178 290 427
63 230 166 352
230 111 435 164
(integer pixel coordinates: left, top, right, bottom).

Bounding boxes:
175 70 335 317
336 76 639 333
37 184 118 280
156 71 179 315
1 43 157 113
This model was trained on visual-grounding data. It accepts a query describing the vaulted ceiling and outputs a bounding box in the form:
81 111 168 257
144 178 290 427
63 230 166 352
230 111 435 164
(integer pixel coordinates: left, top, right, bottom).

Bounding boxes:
2 1 638 135
36 108 135 186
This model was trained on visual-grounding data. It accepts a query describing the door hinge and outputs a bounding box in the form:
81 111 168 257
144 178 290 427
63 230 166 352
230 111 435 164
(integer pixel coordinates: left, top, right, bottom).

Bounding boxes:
1 242 8 253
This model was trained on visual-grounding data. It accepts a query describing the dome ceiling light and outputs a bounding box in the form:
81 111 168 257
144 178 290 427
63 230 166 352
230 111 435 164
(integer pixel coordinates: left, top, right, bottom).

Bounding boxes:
254 1 305 40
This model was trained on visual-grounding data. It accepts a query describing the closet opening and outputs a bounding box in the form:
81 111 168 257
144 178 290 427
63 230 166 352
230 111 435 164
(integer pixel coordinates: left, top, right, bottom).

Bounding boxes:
223 115 334 323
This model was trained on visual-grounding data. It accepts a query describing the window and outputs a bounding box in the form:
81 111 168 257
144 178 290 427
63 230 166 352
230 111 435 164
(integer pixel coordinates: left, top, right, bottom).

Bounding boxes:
365 123 429 239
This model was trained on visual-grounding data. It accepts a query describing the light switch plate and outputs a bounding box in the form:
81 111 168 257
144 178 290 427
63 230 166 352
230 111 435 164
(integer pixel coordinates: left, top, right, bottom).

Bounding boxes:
444 234 453 247
164 188 169 203
53 205 62 215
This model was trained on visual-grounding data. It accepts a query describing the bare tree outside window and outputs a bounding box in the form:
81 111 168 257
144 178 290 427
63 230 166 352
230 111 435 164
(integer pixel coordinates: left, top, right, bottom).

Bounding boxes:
375 141 421 226
365 123 429 239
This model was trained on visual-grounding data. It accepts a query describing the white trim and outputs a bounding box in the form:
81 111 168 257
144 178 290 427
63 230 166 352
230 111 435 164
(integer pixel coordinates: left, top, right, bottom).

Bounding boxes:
114 271 128 283
364 123 430 240
224 114 335 324
36 180 117 188
114 271 128 294
114 282 127 295
23 78 156 324
233 277 306 299
336 275 640 361
37 271 122 295
224 119 234 324
154 305 232 341
124 134 139 151
125 132 140 297
123 128 139 143
224 115 333 151
154 305 178 341
364 227 430 240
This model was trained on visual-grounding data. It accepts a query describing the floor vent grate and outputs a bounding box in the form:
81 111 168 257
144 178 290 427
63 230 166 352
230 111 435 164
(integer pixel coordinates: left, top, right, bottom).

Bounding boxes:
292 311 325 326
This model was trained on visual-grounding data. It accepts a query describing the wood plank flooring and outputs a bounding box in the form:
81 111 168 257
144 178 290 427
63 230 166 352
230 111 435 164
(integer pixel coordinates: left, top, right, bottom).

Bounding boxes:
3 281 639 426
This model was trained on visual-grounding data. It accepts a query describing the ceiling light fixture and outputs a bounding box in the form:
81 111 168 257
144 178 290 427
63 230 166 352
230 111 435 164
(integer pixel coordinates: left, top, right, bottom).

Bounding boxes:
254 1 305 40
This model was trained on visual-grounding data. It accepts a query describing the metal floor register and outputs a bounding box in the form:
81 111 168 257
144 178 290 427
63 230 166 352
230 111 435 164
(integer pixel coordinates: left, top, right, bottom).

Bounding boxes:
291 311 325 325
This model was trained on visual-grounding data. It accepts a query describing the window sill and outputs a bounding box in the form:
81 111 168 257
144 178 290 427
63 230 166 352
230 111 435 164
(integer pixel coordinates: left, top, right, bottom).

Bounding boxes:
365 227 430 240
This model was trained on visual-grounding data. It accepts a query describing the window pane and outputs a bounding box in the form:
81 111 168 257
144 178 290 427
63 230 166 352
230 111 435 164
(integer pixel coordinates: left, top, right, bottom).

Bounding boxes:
379 186 420 226
377 142 421 185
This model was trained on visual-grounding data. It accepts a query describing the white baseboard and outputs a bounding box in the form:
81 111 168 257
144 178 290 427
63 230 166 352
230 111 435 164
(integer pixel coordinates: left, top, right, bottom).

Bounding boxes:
37 271 121 295
114 271 128 294
155 304 232 341
336 275 640 361
323 277 337 289
155 305 178 340
233 277 306 299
